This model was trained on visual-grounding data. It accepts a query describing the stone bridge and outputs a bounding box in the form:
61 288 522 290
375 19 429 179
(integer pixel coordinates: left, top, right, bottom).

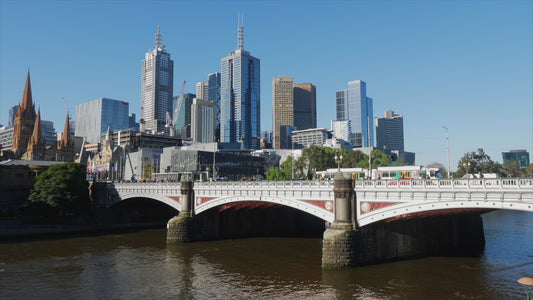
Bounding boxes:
108 177 533 227
106 176 533 269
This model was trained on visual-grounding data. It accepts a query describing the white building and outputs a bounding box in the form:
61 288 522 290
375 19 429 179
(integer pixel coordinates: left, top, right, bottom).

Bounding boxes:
191 98 216 143
291 128 332 149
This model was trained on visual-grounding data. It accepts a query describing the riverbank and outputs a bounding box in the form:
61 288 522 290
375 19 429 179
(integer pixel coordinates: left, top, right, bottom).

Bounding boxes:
0 220 166 240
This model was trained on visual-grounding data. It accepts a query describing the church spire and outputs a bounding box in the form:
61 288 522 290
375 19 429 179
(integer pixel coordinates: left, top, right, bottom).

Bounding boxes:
12 70 37 157
20 70 34 111
58 112 73 150
25 108 46 160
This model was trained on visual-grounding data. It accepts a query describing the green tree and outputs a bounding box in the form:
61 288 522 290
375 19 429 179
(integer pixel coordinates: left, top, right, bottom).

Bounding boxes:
29 163 90 217
143 163 152 180
341 150 367 168
266 156 295 181
455 148 503 178
370 150 393 168
502 161 521 178
525 164 533 177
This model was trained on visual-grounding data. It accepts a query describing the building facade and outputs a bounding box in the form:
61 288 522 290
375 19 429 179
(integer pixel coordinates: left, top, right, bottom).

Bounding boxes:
0 127 14 150
502 150 530 169
336 80 374 147
376 109 404 152
293 83 317 131
8 105 18 128
75 98 129 143
140 26 174 134
208 72 221 140
41 120 57 147
291 128 332 149
191 98 216 143
173 93 195 138
196 81 209 100
272 76 294 149
332 120 352 145
220 20 261 150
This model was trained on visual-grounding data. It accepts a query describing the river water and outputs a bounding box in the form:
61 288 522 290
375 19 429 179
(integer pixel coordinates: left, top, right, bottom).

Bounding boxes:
1 210 532 299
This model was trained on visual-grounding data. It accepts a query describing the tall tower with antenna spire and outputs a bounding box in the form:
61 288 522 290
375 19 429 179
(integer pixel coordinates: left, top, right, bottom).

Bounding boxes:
238 12 244 50
220 14 261 149
141 26 174 134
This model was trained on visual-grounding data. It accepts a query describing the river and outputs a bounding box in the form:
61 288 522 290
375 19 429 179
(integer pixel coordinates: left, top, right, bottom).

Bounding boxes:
1 210 531 299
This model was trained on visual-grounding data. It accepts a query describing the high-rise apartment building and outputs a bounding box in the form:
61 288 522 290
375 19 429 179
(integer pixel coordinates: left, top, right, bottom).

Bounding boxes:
273 76 294 149
75 98 129 143
220 17 261 149
140 26 174 134
191 98 216 143
336 80 374 147
196 81 209 100
293 83 316 130
376 109 404 152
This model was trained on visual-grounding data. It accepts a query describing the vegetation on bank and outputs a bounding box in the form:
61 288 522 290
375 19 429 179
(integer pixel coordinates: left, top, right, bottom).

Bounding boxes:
29 162 91 218
267 146 533 181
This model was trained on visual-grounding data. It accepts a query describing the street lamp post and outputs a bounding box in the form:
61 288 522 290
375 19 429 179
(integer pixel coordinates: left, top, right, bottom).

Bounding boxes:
443 126 451 178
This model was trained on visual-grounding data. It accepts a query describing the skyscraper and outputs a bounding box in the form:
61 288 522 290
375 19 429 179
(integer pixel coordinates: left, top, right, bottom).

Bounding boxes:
75 98 129 143
376 109 404 152
293 83 316 130
220 16 261 149
140 26 174 134
272 76 294 149
336 80 374 147
8 105 18 128
41 120 57 147
196 81 209 100
173 93 195 138
208 72 221 140
191 98 216 143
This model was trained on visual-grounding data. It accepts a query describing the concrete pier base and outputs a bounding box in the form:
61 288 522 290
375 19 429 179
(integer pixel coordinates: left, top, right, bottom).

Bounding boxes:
166 212 195 243
166 178 196 244
321 222 356 269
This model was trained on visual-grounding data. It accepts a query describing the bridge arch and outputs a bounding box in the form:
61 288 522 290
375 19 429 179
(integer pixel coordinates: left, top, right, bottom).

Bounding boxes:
357 199 532 227
195 195 334 223
112 193 183 212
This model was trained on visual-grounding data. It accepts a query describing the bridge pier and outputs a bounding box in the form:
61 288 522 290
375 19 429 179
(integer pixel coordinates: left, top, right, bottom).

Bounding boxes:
322 172 357 269
167 178 196 243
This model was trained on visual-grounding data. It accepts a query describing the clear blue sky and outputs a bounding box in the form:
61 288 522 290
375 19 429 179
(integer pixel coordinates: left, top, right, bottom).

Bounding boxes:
1 0 532 170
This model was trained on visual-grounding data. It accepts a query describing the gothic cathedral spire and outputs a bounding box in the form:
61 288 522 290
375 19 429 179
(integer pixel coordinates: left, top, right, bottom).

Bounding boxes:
24 108 46 160
11 71 37 157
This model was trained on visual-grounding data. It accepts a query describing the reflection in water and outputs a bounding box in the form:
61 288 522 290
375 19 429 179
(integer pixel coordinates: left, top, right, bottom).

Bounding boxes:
0 210 531 299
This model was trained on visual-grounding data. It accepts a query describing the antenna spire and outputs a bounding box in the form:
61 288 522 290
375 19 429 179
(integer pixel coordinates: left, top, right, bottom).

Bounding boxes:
154 25 165 50
238 13 244 50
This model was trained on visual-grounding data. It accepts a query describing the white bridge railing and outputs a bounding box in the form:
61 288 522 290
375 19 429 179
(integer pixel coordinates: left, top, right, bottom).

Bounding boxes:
354 178 533 190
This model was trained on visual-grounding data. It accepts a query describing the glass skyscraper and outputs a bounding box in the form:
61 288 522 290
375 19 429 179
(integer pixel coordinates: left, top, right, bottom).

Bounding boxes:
220 20 261 149
376 109 404 152
140 26 174 134
336 80 374 147
75 98 130 143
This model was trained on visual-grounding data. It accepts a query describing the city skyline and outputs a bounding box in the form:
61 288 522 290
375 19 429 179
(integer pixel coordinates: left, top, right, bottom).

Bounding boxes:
0 1 531 170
